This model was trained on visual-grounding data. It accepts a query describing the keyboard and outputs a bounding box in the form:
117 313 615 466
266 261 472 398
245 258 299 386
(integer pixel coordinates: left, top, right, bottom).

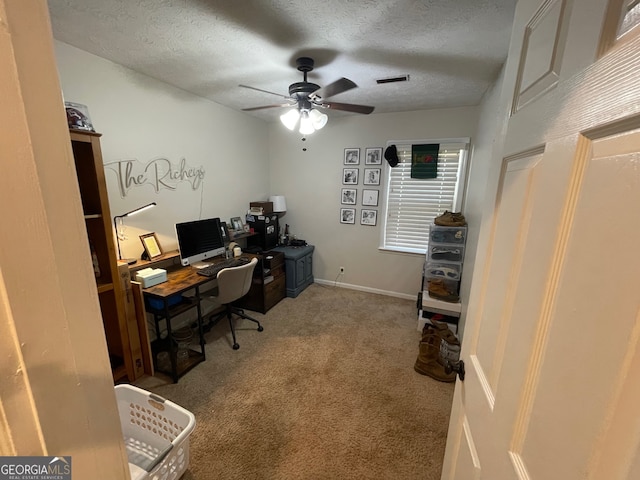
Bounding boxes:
196 257 251 278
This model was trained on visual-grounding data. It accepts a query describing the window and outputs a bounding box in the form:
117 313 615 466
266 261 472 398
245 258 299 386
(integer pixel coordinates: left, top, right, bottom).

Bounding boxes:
381 139 469 254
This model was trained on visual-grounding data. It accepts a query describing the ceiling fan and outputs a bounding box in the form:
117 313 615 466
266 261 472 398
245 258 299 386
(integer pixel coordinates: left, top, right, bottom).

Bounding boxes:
239 57 375 134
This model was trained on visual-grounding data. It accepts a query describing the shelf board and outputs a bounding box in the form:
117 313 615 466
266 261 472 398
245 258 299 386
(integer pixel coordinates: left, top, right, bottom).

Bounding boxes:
145 297 195 317
69 129 102 140
96 281 115 294
154 349 205 381
421 290 462 315
84 214 102 219
110 354 127 381
129 250 180 271
112 364 128 381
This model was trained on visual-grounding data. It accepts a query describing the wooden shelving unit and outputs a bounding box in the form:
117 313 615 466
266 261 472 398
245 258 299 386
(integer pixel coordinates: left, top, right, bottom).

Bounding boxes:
69 129 134 382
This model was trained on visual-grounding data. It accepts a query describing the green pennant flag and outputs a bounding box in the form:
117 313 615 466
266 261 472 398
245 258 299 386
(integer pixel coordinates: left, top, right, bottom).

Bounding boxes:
411 144 439 179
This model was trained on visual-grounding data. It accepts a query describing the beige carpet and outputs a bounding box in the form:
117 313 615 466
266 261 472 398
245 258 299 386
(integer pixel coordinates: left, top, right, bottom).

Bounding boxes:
137 283 455 479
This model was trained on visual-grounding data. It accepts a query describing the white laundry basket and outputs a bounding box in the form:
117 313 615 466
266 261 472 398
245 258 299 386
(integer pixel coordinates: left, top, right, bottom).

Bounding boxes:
115 384 196 480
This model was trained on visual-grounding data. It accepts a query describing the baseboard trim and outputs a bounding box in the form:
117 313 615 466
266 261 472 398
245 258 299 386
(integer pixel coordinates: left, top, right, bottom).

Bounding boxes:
314 279 416 301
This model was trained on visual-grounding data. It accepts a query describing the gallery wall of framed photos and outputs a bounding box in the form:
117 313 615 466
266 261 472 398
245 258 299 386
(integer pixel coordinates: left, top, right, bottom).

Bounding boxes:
340 146 381 226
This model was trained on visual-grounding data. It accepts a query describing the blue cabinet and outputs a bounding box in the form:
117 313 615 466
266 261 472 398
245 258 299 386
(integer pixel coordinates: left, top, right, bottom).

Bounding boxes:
271 245 314 298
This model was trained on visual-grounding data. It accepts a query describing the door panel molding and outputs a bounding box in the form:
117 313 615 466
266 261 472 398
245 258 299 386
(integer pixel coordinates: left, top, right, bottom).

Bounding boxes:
508 135 590 458
600 0 640 55
509 451 532 480
468 146 545 358
462 417 482 479
587 306 640 479
582 111 640 141
581 124 640 479
472 148 543 398
512 0 572 113
470 355 495 410
488 153 540 391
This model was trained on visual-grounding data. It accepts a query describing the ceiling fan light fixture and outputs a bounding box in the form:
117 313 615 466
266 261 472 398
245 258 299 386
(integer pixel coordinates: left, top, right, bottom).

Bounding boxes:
242 57 373 131
309 108 328 130
299 111 316 135
280 109 300 130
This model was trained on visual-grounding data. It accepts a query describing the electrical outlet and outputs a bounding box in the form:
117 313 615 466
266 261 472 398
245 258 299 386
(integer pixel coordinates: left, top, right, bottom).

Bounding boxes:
339 266 345 274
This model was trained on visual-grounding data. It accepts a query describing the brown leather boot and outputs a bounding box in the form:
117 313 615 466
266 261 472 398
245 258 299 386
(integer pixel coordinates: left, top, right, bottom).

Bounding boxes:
422 321 457 343
434 211 467 226
422 321 461 365
427 279 460 302
414 332 456 382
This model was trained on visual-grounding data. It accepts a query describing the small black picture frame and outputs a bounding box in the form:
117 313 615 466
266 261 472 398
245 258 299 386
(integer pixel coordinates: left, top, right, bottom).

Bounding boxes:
230 216 244 232
363 168 381 185
362 189 379 206
340 208 356 224
365 147 382 165
343 168 359 185
344 148 360 165
360 209 377 226
341 188 357 205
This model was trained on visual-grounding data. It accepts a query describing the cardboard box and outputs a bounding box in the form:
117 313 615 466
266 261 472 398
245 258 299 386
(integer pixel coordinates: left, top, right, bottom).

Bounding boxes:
117 262 145 379
131 281 154 376
250 201 273 214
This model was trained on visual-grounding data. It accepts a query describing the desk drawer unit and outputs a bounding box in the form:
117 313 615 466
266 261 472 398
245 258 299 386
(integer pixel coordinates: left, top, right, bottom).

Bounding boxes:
264 274 286 311
237 251 286 313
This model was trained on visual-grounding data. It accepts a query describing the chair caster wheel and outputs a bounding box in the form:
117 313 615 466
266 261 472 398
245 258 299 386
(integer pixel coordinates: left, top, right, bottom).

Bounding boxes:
232 344 240 350
258 326 264 332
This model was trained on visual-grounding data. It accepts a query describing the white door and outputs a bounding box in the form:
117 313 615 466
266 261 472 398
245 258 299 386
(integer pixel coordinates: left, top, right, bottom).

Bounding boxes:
442 0 640 478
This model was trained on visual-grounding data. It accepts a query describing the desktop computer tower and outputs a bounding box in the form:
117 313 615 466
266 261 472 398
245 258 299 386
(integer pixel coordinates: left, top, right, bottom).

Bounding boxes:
246 214 278 251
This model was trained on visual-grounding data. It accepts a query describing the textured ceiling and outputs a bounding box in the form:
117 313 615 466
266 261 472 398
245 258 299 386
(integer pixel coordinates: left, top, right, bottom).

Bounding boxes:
47 0 517 122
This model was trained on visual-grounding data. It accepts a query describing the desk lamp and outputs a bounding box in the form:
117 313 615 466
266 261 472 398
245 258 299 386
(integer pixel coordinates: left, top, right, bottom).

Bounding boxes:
113 202 156 264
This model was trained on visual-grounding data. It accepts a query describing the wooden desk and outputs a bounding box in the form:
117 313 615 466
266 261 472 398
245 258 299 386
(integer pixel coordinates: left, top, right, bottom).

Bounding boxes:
229 231 258 242
141 254 258 383
143 264 212 383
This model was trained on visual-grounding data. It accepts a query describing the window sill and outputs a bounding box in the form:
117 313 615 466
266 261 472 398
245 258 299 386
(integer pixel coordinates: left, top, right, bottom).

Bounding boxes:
378 246 425 255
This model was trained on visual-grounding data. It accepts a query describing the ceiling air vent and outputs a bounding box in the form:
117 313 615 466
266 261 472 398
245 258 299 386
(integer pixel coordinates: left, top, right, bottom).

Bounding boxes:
376 75 410 84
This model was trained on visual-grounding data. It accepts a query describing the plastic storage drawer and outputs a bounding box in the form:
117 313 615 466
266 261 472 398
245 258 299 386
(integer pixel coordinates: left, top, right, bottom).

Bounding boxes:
425 262 461 281
430 225 467 244
427 244 465 263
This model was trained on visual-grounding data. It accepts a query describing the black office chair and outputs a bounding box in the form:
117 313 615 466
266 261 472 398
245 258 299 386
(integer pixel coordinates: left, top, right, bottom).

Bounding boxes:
206 257 263 349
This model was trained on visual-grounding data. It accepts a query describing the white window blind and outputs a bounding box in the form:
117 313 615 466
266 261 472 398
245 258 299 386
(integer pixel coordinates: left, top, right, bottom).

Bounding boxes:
382 141 468 254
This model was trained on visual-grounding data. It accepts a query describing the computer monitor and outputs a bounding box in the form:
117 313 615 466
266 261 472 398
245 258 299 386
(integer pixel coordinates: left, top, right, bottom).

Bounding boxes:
175 217 226 267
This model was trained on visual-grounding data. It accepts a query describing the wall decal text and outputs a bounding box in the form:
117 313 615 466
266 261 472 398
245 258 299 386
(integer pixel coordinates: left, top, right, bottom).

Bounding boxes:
105 157 205 197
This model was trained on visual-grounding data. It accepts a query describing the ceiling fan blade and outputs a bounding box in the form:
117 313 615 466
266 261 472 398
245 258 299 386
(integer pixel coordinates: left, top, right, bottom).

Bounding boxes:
319 101 375 114
242 103 292 111
239 84 290 100
311 78 357 100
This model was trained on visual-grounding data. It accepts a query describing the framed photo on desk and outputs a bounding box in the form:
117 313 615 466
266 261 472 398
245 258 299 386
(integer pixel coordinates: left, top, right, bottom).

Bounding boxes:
230 216 244 232
140 232 163 259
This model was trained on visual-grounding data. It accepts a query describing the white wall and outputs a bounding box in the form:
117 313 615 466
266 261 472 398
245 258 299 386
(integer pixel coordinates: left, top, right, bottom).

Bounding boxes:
269 108 479 298
54 41 269 261
457 64 509 338
54 41 484 300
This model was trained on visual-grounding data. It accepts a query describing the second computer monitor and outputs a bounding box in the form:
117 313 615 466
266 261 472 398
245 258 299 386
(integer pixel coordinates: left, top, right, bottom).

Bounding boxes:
175 217 225 266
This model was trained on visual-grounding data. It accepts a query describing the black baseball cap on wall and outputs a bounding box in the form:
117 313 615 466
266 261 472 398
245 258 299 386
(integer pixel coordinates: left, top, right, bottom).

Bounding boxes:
384 145 399 167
